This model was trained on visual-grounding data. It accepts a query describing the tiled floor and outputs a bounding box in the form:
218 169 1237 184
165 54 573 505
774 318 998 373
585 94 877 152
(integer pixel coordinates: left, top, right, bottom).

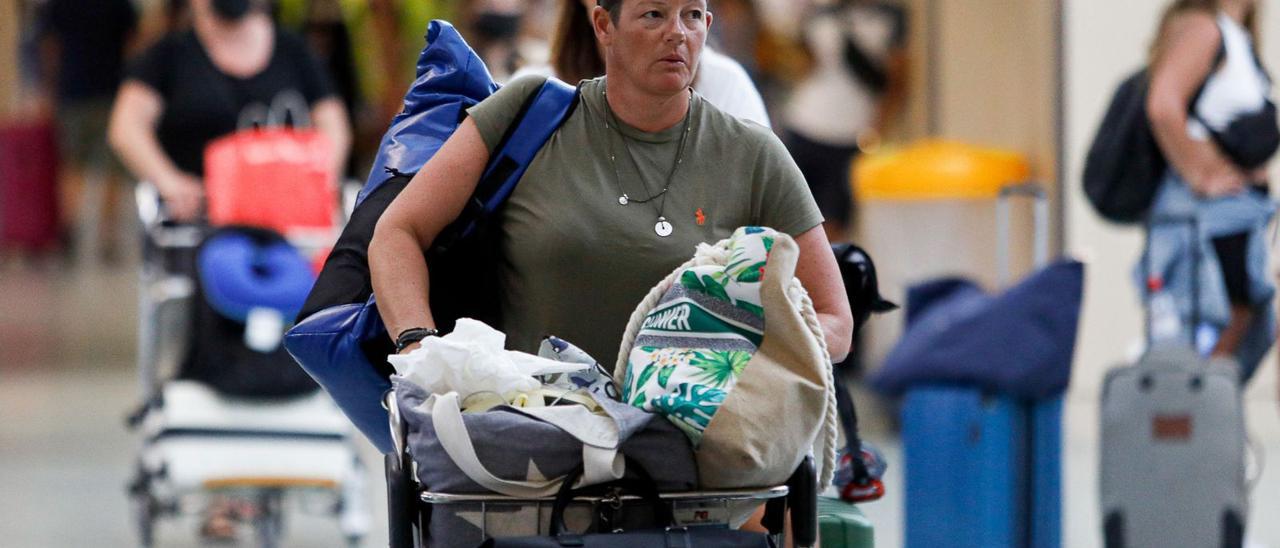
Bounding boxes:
2 256 1279 547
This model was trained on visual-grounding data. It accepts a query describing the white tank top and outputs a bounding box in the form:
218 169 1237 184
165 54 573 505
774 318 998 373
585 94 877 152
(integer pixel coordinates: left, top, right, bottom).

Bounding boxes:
1187 13 1272 140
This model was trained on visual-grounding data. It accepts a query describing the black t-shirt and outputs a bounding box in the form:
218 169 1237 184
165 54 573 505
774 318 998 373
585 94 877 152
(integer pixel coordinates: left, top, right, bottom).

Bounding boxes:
41 0 137 101
124 29 336 175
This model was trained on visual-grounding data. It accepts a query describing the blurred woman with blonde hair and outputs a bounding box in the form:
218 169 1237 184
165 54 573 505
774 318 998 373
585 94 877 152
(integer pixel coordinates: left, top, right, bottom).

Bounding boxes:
1144 0 1278 377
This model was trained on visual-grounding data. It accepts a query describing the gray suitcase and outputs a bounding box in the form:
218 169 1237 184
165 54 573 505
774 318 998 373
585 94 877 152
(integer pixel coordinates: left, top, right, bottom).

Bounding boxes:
1099 216 1247 548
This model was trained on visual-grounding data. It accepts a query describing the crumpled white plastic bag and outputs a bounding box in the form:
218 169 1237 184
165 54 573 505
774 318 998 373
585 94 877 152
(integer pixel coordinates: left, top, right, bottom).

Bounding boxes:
386 318 587 401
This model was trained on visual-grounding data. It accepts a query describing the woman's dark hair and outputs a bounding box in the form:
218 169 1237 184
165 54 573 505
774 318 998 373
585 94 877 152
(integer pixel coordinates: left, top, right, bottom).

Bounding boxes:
551 0 606 84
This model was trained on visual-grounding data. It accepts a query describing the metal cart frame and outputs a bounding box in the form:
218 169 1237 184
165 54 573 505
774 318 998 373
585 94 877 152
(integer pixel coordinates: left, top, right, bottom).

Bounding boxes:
127 182 369 548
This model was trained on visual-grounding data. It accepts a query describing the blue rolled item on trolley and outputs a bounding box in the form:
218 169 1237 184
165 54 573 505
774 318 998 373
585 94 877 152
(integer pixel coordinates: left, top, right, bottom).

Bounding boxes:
284 20 577 453
198 229 315 323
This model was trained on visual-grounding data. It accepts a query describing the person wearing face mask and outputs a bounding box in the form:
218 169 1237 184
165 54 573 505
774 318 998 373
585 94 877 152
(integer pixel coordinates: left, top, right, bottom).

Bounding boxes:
105 0 351 540
108 0 351 223
510 0 770 126
468 0 527 82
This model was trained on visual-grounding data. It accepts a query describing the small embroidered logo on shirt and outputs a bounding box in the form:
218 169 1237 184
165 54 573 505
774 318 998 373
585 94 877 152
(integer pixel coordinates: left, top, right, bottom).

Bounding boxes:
695 208 706 226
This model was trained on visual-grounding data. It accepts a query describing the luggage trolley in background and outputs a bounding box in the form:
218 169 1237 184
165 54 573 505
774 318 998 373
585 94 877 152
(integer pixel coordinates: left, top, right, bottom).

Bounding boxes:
127 168 371 547
382 388 821 547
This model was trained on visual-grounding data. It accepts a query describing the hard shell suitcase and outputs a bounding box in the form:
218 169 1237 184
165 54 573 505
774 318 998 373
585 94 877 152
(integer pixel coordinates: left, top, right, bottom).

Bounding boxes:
1099 215 1246 548
1099 347 1244 548
899 185 1062 548
818 495 874 548
902 389 1062 548
0 121 60 252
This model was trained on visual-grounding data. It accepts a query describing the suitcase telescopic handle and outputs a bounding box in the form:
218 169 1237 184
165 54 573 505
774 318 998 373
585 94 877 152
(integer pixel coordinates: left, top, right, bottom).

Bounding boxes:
996 182 1050 287
1141 214 1202 346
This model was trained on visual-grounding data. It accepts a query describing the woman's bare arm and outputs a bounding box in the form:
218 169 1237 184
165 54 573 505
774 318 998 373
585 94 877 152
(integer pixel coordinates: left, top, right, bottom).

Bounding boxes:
107 81 204 220
369 118 491 348
1147 11 1245 196
792 226 854 363
310 97 352 183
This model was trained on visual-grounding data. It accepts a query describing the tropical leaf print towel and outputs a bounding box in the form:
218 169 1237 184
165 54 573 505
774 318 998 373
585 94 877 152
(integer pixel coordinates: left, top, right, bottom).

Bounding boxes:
623 226 777 446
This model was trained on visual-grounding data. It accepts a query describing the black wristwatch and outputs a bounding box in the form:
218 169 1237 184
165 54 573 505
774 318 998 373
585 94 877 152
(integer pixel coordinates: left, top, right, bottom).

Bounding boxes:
395 327 439 352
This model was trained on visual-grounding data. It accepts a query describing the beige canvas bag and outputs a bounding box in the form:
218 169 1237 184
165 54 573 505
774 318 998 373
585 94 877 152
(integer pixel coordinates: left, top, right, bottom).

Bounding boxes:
615 230 838 489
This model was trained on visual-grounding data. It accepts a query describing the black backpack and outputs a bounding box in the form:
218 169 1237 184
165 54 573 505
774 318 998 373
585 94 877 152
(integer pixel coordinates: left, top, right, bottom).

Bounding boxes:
1082 69 1167 224
1084 41 1225 224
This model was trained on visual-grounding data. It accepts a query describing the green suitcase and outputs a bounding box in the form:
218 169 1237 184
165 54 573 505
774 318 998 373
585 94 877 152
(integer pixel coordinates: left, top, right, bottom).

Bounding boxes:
818 495 875 548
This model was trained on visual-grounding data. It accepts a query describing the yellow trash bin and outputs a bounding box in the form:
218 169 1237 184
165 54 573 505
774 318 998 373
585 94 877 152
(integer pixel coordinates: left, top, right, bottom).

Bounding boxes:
853 140 1036 370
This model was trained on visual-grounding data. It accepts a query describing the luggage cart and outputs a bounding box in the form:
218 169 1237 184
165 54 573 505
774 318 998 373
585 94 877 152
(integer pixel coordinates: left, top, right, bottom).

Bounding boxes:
127 182 370 548
383 390 819 547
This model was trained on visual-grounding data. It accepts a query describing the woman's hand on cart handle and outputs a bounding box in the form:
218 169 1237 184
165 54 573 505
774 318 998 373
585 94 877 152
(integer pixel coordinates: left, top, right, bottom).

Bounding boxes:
155 171 205 222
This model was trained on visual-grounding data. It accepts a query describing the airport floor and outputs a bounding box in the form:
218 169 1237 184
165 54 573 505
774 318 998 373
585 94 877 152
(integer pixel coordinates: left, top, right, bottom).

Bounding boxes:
3 247 1280 547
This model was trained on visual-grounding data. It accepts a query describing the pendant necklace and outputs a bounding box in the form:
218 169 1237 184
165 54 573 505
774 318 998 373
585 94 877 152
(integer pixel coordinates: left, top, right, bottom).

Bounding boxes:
603 89 693 237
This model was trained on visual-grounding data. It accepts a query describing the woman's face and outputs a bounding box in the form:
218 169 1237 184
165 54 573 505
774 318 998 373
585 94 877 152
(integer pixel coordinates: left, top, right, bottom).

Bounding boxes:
595 0 712 95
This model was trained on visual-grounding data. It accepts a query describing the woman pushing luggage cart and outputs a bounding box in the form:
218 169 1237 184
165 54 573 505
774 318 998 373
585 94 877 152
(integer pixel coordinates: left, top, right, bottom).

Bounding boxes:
286 2 865 545
368 2 851 542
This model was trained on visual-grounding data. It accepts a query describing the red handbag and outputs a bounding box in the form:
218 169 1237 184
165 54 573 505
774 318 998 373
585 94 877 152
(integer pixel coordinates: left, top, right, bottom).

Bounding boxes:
203 128 336 236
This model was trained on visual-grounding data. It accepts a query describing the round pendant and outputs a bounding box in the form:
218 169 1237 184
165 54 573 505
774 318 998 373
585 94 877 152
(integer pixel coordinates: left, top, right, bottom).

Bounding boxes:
654 217 673 237
618 195 629 206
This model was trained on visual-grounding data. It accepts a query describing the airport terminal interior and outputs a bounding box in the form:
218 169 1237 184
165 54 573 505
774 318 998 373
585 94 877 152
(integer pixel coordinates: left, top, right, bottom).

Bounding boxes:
5 0 1280 547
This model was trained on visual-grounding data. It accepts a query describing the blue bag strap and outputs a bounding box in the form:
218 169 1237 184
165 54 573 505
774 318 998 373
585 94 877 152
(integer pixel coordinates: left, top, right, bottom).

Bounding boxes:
439 79 579 251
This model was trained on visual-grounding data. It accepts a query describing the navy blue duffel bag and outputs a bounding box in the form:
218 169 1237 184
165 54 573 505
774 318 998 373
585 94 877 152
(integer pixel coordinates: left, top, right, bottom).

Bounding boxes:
870 260 1085 400
284 20 577 452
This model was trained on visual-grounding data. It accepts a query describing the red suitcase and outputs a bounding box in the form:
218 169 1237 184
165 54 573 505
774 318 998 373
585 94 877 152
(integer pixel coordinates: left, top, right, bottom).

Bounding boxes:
0 121 61 252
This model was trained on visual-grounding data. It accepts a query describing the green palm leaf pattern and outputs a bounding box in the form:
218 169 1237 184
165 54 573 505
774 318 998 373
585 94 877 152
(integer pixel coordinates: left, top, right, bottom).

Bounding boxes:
627 348 696 404
679 270 705 292
735 261 768 283
699 274 731 301
724 245 750 274
657 364 676 388
689 350 751 388
652 383 728 446
631 364 658 398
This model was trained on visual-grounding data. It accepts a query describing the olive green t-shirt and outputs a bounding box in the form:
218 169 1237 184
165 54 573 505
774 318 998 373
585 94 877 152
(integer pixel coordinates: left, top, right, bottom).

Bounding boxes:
466 76 823 361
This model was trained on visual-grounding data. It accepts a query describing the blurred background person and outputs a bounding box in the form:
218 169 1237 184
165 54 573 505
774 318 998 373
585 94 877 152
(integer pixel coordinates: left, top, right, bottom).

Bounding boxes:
782 0 908 242
108 0 350 223
705 0 762 80
464 0 529 83
513 0 770 127
38 0 139 264
164 0 194 32
301 0 362 176
1145 0 1276 376
106 0 351 538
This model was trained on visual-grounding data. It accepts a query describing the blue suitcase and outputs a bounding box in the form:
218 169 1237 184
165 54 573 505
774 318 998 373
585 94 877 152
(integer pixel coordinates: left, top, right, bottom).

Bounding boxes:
902 386 1061 548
